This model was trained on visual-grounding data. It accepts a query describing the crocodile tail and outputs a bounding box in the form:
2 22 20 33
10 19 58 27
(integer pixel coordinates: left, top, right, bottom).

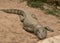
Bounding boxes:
0 9 25 15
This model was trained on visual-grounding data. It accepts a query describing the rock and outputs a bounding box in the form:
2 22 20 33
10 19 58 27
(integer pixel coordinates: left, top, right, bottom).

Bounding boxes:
37 35 60 43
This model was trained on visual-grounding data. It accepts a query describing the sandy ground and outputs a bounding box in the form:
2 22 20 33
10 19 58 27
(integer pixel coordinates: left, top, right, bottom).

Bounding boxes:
0 0 60 43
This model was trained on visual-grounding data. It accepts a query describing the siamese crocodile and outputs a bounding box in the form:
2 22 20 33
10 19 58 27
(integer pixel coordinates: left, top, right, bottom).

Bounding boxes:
0 9 54 40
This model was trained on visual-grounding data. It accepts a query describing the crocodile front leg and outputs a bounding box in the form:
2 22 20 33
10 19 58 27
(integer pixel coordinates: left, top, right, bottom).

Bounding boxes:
44 26 54 32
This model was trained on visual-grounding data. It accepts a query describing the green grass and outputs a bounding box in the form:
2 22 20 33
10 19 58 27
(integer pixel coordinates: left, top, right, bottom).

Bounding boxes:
45 8 60 18
27 0 44 9
27 0 60 18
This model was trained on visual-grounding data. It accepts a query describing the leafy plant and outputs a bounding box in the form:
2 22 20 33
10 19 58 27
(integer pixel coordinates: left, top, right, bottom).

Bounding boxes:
27 0 60 18
45 8 60 17
27 0 44 9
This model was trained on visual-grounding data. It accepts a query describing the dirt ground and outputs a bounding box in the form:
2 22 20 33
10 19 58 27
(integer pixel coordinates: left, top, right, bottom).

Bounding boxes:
0 0 60 43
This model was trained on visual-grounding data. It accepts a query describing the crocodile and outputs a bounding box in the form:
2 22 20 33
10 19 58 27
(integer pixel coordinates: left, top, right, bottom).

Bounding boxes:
0 9 54 40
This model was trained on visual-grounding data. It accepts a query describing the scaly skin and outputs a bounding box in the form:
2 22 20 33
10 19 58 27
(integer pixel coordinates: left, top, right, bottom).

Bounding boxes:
0 9 53 40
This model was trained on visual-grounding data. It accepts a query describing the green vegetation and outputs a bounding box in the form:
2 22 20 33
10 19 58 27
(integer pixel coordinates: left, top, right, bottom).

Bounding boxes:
27 0 60 18
27 0 44 9
45 9 60 18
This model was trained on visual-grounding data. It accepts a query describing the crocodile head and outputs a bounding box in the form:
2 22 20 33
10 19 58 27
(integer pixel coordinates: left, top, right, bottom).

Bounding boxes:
34 25 47 40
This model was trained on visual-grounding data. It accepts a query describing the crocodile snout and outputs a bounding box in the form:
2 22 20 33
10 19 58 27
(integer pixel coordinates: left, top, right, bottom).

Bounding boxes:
34 25 47 40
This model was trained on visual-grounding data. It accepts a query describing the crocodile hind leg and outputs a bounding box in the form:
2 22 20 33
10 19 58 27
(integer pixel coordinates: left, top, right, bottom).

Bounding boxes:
19 15 24 22
31 14 37 20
